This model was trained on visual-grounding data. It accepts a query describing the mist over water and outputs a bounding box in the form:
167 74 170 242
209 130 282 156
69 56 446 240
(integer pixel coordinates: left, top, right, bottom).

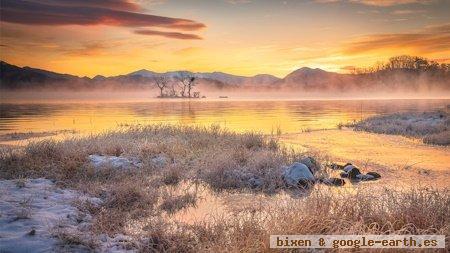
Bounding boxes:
2 88 450 103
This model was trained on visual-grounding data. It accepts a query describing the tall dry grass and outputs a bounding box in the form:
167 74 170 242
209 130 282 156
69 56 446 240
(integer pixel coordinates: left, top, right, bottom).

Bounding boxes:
0 125 448 252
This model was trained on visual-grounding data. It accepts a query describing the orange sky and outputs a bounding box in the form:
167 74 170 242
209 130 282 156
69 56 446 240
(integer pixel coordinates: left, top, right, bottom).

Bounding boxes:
1 0 449 77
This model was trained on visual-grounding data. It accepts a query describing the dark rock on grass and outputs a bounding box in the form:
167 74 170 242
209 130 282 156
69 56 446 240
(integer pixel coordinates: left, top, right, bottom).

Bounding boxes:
320 178 345 186
331 162 352 170
356 174 375 181
344 165 361 180
366 172 381 179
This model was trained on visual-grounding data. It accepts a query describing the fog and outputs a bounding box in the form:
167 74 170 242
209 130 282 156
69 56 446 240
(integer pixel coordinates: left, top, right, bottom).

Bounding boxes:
2 87 450 104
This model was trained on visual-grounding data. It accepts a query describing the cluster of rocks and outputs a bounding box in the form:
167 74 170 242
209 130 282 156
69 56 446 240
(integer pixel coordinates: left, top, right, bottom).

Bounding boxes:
282 157 344 188
332 163 381 181
282 158 381 189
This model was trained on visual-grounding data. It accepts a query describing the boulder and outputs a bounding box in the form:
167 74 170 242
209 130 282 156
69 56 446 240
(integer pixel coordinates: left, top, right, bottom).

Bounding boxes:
366 172 381 179
321 178 345 186
282 162 315 188
356 174 375 181
340 172 349 178
343 164 361 180
299 157 320 174
88 155 142 171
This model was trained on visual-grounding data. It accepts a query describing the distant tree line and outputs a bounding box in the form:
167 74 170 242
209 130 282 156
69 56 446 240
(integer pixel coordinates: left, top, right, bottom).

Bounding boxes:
153 73 200 98
349 55 450 74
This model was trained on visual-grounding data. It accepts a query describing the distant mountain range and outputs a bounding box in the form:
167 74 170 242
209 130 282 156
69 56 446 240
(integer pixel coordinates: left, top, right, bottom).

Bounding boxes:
1 61 449 93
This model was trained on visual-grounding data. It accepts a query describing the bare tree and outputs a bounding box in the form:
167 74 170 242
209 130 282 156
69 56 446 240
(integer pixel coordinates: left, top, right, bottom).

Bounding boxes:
176 72 196 98
154 76 168 97
168 82 178 97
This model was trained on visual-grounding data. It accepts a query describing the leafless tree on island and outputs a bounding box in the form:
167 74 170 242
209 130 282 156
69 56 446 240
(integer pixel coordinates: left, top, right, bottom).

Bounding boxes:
176 73 196 98
153 76 168 97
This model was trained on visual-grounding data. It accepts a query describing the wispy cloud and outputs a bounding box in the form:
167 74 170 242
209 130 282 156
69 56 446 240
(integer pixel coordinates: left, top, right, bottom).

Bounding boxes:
226 0 252 4
0 0 205 31
60 42 112 57
342 23 450 55
391 9 427 15
36 0 141 11
352 0 434 6
315 0 434 6
134 29 202 40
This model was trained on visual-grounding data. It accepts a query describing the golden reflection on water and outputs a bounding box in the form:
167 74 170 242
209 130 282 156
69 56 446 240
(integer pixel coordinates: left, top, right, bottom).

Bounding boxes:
1 99 448 137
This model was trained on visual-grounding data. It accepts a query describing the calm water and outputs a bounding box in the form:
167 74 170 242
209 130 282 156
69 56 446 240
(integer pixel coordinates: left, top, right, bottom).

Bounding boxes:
0 99 449 135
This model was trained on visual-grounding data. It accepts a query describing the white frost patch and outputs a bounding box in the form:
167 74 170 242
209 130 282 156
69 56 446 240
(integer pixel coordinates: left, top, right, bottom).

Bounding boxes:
89 155 142 171
0 178 102 252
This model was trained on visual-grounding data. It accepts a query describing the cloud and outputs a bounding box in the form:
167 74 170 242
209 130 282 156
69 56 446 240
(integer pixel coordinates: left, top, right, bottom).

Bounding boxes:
349 0 434 6
37 0 141 11
60 42 112 57
134 29 202 40
342 23 450 55
391 9 426 15
315 0 434 6
0 0 205 31
226 0 252 4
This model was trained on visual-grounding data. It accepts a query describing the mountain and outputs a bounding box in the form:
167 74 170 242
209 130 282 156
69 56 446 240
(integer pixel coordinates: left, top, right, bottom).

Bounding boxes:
125 69 281 86
281 67 354 91
0 61 86 89
1 60 448 92
127 69 159 77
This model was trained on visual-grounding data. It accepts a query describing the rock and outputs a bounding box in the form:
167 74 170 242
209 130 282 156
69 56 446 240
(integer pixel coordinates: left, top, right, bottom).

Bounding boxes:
343 164 355 172
321 178 345 186
340 172 349 178
282 162 315 188
299 157 319 174
366 172 381 179
331 162 352 170
356 174 375 181
344 165 361 179
27 229 36 236
88 154 142 171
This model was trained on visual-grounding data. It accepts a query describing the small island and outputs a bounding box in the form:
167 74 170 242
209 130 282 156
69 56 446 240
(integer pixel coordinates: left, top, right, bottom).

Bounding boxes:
154 73 202 98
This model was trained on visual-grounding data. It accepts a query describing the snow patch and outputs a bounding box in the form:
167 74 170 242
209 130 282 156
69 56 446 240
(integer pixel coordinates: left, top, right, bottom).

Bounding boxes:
89 154 142 171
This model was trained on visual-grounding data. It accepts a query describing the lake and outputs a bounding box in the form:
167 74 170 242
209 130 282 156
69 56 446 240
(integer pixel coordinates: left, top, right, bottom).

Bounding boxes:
1 99 448 136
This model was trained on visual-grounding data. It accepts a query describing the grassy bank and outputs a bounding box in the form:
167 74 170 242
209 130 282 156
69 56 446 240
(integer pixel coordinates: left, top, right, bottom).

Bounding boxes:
0 125 448 252
347 110 449 146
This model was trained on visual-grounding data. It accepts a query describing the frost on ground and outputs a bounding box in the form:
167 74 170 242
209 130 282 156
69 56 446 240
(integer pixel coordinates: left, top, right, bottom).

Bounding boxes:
350 110 449 145
0 178 137 253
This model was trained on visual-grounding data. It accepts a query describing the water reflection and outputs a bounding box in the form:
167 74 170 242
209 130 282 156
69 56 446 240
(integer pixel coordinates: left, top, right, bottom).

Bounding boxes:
0 99 448 135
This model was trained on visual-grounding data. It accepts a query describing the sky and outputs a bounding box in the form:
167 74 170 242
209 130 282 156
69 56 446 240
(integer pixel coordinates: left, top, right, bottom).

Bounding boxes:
0 0 449 77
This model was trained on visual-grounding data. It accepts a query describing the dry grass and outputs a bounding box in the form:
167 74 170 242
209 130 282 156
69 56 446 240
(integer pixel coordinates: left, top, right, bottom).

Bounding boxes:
136 187 450 252
350 110 449 146
0 124 448 252
424 130 450 146
160 192 198 214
